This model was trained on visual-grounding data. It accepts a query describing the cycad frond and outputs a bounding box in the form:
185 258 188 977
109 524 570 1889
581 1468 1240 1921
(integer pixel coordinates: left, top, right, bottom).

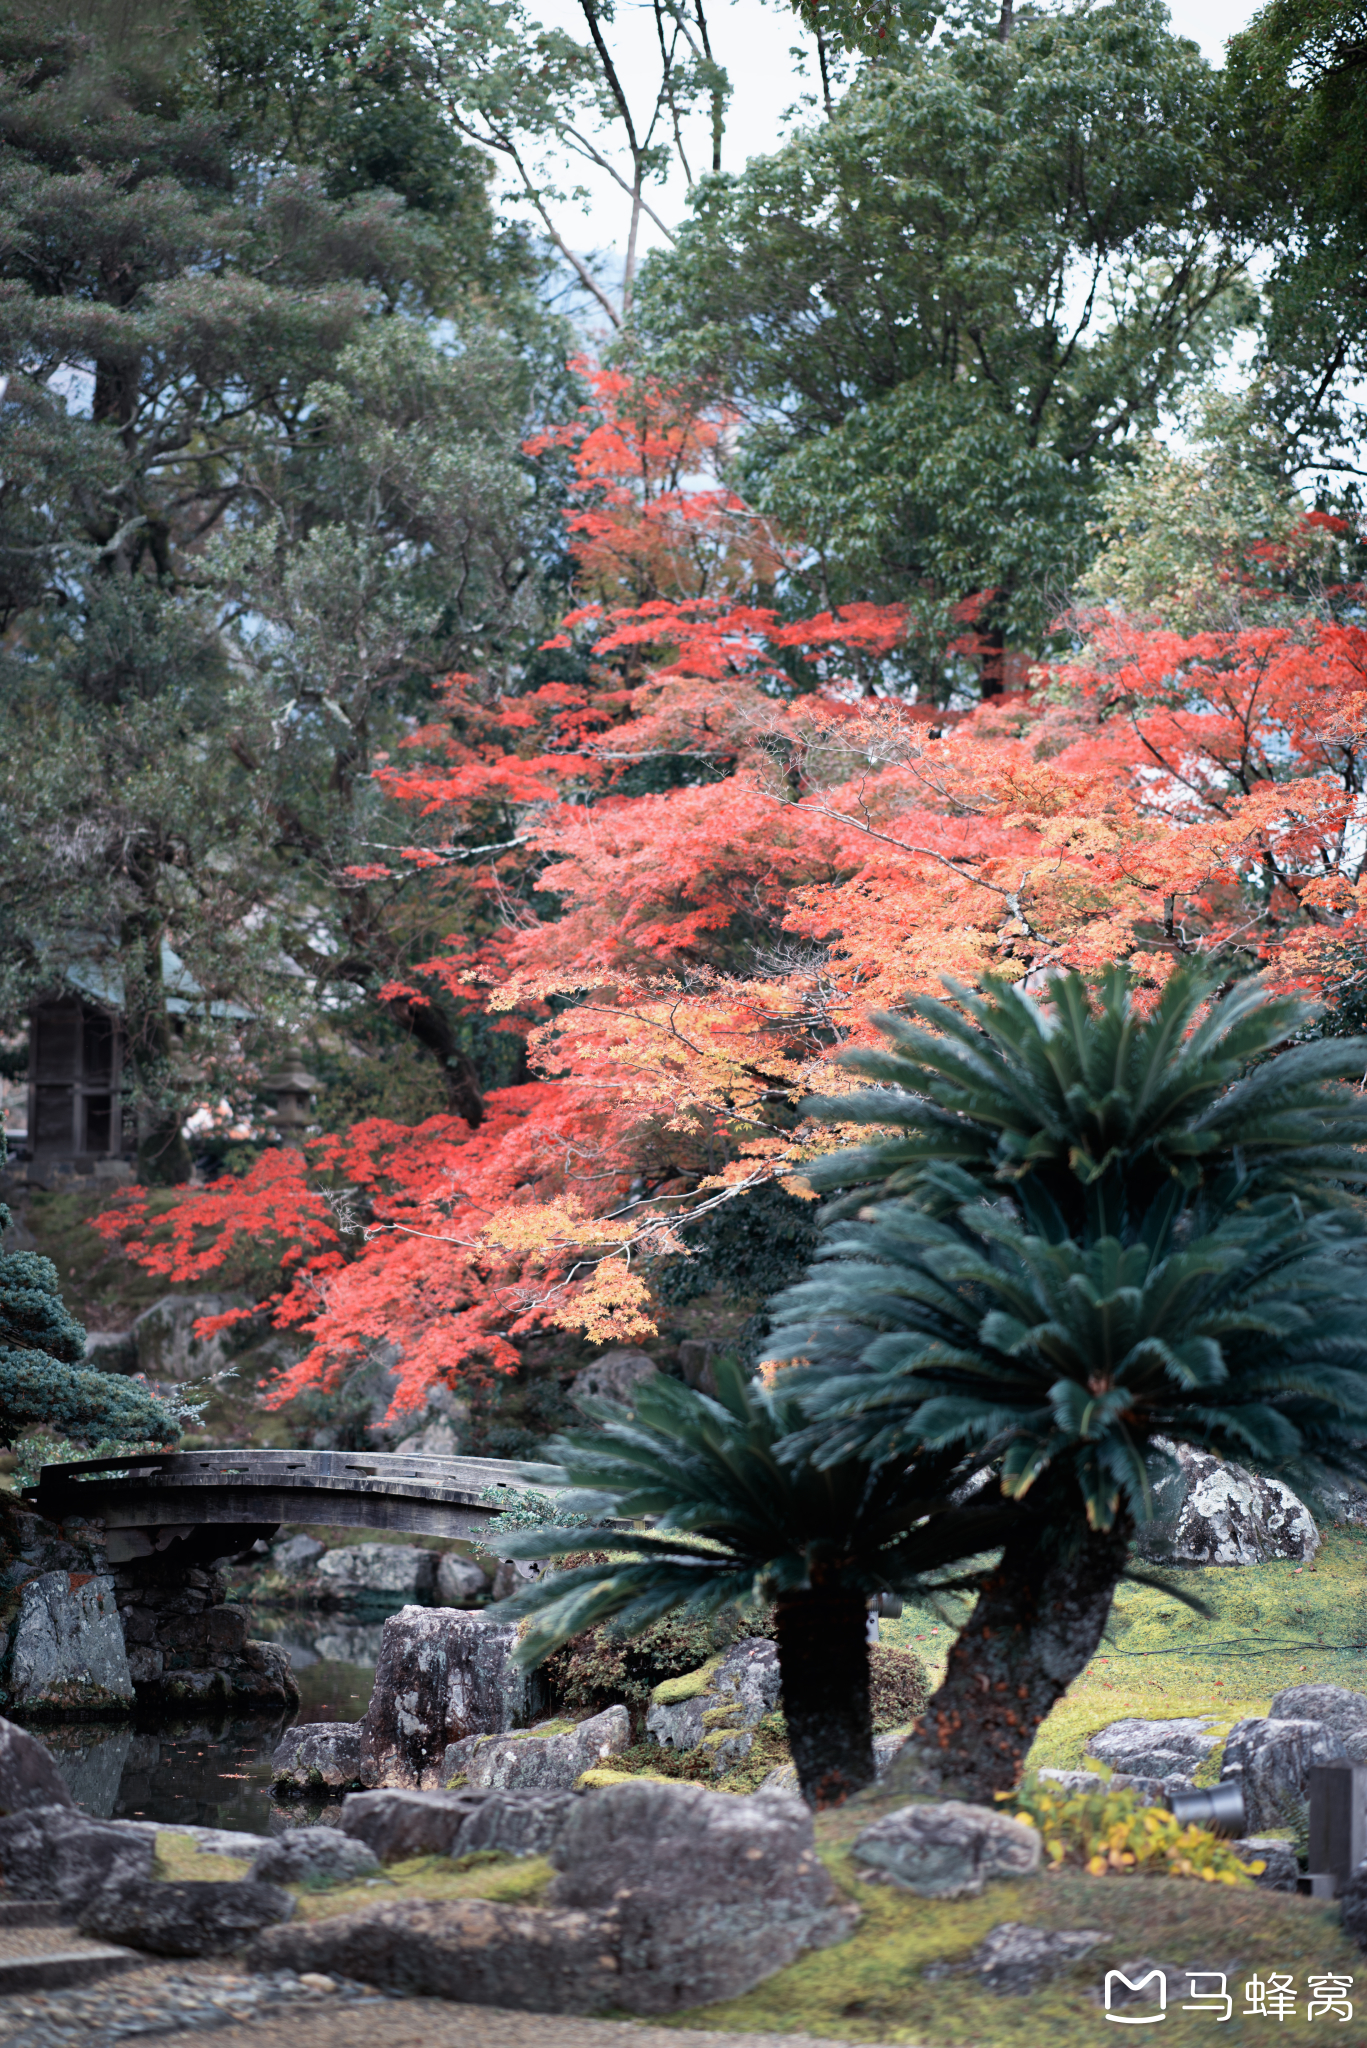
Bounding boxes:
802 964 1367 1245
487 1355 1016 1664
769 1199 1367 1528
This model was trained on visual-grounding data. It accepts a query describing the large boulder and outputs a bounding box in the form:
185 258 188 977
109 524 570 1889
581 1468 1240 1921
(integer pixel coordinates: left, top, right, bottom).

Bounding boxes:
248 1827 380 1886
1084 1717 1221 1780
1232 1837 1300 1891
1221 1717 1350 1832
927 1921 1110 1995
447 1707 629 1793
645 1637 781 1769
81 1877 294 1955
1135 1444 1319 1565
571 1348 658 1407
248 1896 623 2012
850 1801 1041 1898
270 1721 367 1794
0 1804 154 1905
453 1790 577 1860
271 1535 325 1577
359 1607 543 1789
341 1788 487 1863
1268 1685 1367 1763
130 1294 238 1381
5 1570 133 1711
547 1779 856 2014
0 1713 77 1814
435 1553 489 1606
316 1544 438 1602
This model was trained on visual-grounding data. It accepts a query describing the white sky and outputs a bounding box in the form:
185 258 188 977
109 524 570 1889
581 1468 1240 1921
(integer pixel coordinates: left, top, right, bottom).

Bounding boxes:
509 0 1263 292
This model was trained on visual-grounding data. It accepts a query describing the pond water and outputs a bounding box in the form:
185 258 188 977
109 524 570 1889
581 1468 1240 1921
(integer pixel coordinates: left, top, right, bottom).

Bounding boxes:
34 1595 403 1837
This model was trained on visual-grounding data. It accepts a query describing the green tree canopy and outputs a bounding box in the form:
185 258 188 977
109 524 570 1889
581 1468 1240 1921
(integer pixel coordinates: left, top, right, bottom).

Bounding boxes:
635 0 1251 689
0 0 562 1172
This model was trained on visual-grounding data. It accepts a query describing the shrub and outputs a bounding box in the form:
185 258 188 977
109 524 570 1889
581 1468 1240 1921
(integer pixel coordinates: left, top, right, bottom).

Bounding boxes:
869 1644 928 1732
1008 1783 1260 1885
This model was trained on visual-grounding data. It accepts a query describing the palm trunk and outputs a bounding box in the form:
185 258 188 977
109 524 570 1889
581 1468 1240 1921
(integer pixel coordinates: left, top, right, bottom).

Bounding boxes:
774 1585 874 1808
888 1500 1133 1802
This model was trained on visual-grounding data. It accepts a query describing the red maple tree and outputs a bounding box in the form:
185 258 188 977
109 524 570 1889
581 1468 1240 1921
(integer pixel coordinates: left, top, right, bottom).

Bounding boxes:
94 369 1367 1421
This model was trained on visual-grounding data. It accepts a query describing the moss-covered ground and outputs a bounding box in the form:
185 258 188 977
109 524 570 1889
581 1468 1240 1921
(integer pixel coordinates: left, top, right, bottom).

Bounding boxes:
879 1525 1367 1783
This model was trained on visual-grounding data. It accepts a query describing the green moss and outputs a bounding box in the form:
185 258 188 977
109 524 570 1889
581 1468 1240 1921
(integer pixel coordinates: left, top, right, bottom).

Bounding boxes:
654 1844 1359 2045
153 1833 252 1884
651 1656 722 1706
873 1528 1367 1784
290 1851 556 1922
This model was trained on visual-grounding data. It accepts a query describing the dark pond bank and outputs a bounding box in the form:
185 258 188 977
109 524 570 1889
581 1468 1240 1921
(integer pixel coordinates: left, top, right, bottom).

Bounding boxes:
28 1595 401 1835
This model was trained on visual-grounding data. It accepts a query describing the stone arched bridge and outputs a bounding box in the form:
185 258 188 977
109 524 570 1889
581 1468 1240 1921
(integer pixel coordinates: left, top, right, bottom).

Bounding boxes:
28 1448 548 1562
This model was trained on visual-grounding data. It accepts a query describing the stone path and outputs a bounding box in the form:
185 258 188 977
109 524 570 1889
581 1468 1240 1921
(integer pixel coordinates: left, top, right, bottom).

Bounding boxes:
0 1960 876 2048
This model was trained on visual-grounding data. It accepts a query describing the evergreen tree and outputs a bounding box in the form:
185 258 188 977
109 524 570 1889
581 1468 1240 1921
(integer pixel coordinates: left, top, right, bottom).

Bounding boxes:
635 0 1251 690
0 1149 176 1449
0 0 560 1173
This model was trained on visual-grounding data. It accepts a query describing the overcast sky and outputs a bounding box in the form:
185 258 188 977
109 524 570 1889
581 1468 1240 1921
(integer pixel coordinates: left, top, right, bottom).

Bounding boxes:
512 0 1262 292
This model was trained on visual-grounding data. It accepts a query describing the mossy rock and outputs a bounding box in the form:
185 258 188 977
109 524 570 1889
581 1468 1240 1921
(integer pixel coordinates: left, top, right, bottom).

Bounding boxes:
651 1655 723 1706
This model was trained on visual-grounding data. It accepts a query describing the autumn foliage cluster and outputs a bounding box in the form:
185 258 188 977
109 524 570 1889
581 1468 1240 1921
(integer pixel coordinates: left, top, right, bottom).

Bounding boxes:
95 367 1367 1422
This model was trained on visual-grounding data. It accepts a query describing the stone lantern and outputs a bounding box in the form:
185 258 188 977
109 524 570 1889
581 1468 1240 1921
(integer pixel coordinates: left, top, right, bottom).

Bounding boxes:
262 1060 319 1145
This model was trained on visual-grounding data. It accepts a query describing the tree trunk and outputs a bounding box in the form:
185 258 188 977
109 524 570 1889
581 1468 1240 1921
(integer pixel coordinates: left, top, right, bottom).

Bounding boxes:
774 1585 874 1808
891 1500 1133 1801
122 909 192 1187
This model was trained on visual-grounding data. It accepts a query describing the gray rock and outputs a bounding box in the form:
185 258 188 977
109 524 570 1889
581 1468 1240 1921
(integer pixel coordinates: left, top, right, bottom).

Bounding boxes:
131 1294 238 1381
448 1707 629 1793
851 1801 1041 1898
572 1348 658 1407
315 1543 437 1602
645 1637 780 1766
272 1535 325 1576
0 1713 77 1815
452 1790 576 1861
341 1788 486 1863
81 1877 294 1956
6 1570 133 1711
83 1330 137 1374
1109 1772 1197 1806
359 1608 543 1789
489 1557 542 1602
1338 1864 1367 1948
1231 1837 1299 1891
0 1803 154 1905
1135 1443 1319 1565
1268 1685 1367 1763
962 1922 1111 1995
1084 1717 1220 1780
1221 1716 1350 1833
249 1826 380 1886
548 1778 856 2014
270 1722 367 1793
247 1896 623 2012
1316 1476 1367 1527
393 1417 461 1458
1037 1769 1106 1795
435 1553 490 1606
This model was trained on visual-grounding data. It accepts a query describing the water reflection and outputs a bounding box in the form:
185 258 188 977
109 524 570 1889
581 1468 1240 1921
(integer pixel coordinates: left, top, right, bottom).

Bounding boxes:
36 1597 398 1835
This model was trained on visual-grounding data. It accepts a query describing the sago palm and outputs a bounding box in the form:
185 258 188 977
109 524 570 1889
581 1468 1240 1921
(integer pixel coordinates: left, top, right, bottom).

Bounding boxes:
764 967 1367 1795
487 1356 1019 1806
802 963 1367 1244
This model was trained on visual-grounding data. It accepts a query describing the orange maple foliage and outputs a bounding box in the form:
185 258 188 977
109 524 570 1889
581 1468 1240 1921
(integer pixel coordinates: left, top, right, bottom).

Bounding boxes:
93 369 1367 1420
